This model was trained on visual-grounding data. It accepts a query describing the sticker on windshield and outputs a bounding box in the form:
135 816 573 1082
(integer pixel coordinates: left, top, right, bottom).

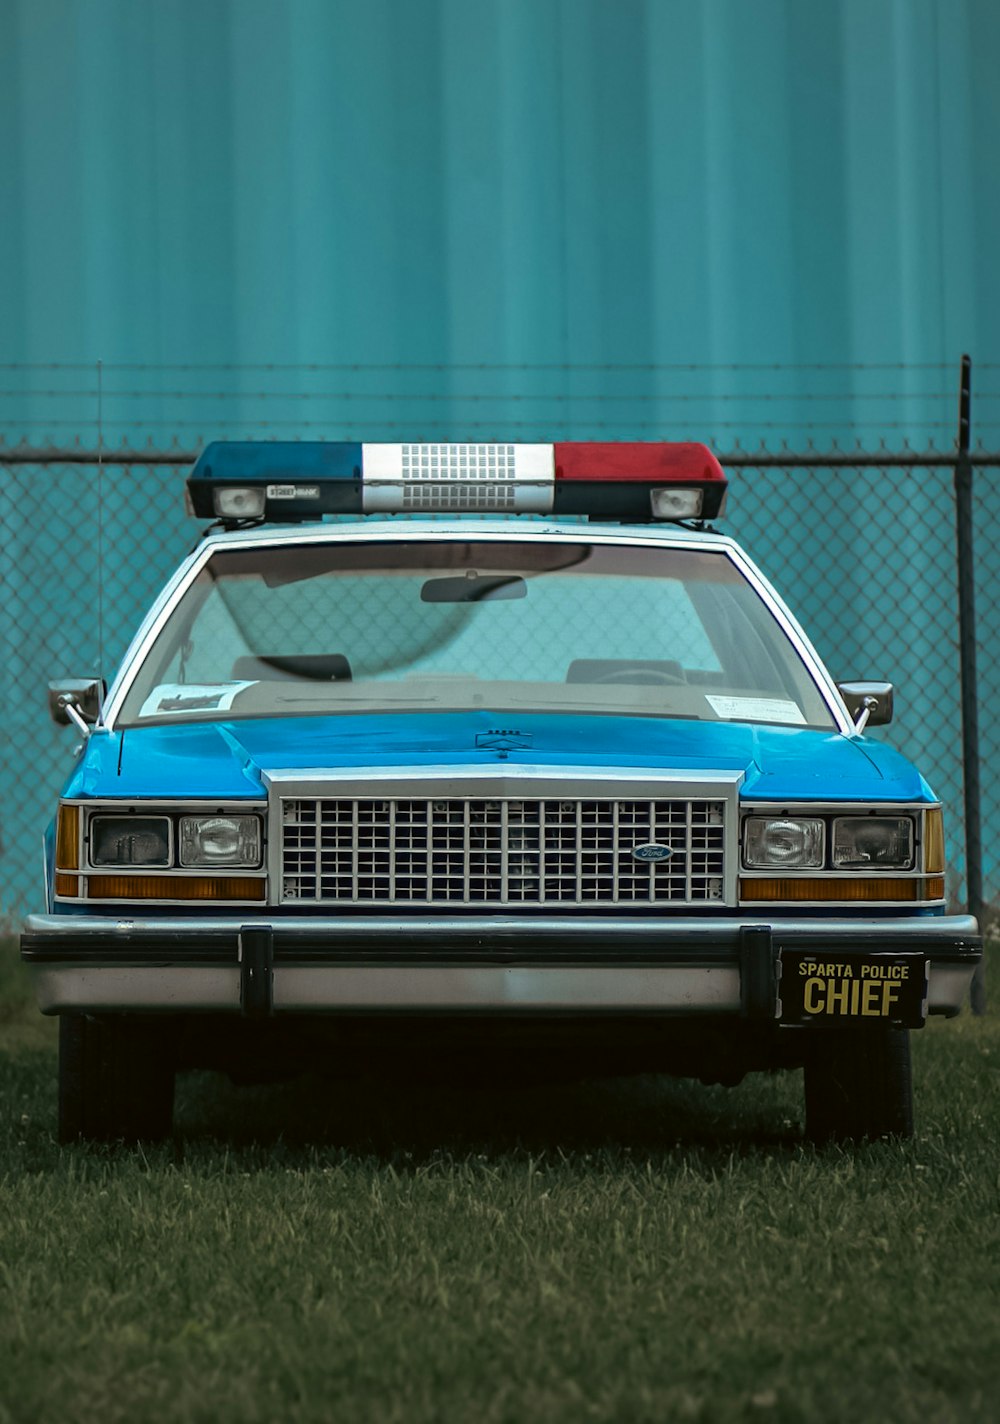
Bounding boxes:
705 695 807 725
139 682 255 717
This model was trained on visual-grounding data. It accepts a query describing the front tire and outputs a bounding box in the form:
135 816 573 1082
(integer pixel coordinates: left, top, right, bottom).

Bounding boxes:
803 1028 913 1142
58 1015 176 1144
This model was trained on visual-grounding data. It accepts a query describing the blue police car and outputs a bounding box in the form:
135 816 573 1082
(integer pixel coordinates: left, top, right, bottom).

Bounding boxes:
21 441 982 1142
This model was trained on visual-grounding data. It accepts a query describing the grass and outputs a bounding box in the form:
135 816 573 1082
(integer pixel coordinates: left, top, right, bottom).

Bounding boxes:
1 933 998 1424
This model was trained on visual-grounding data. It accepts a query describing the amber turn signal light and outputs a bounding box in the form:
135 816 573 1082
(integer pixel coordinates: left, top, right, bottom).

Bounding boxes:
740 877 945 903
55 805 80 870
85 875 265 902
924 809 945 874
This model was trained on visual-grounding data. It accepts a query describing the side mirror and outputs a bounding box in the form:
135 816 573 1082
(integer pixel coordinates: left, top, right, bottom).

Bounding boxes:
836 680 894 730
48 678 106 730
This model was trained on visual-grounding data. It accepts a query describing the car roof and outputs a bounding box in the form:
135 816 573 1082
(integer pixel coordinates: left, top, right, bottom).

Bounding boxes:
197 517 742 555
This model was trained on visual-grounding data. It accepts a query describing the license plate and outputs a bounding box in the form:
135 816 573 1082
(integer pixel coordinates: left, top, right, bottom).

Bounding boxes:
778 951 928 1028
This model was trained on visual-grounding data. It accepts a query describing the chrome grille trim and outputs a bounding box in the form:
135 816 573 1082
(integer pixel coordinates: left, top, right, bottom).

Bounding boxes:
267 766 742 909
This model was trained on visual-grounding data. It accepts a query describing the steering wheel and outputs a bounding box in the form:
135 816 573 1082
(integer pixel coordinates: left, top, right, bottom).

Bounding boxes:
593 667 686 686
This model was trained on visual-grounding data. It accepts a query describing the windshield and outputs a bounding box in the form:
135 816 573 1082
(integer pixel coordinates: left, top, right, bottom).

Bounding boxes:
117 538 835 730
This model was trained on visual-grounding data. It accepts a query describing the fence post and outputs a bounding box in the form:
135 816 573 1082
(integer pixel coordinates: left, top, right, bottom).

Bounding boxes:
954 354 986 1013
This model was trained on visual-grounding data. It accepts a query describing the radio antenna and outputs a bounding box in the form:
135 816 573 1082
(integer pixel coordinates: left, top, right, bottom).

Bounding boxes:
96 358 105 706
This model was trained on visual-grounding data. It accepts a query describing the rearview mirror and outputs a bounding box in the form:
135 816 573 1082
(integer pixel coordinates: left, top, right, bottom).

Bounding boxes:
421 574 527 603
48 678 106 728
836 681 894 729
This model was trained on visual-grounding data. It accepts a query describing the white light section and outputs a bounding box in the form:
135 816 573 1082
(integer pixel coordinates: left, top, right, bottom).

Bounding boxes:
213 487 267 518
361 443 555 513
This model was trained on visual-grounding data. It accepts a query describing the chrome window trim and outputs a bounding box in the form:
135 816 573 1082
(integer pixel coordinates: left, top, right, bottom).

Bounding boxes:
102 542 214 728
99 521 855 735
721 543 855 735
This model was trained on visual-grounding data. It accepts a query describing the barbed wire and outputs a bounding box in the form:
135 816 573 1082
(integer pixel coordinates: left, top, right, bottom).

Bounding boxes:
0 360 972 373
0 417 975 430
0 388 980 402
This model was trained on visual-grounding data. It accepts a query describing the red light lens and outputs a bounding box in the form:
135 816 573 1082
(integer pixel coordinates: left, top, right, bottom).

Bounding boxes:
554 442 725 484
552 442 727 520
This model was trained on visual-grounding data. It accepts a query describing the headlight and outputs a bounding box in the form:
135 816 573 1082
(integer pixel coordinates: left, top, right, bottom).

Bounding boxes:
90 815 171 867
832 816 914 869
179 815 262 868
744 817 824 869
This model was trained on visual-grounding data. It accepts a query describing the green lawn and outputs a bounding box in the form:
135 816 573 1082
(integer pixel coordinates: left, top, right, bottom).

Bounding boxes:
1 934 997 1424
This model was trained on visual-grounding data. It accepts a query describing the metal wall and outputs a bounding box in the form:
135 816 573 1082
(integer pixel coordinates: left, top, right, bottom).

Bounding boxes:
2 0 999 382
2 1 1000 916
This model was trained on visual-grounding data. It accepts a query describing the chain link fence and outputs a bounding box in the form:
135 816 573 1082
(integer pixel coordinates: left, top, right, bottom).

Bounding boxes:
2 361 998 935
3 455 996 920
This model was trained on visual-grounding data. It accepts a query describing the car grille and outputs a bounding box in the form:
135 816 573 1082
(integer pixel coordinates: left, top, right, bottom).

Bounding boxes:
280 796 726 907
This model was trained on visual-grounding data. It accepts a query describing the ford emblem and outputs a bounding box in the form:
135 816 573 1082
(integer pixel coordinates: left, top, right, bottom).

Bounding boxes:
632 843 674 862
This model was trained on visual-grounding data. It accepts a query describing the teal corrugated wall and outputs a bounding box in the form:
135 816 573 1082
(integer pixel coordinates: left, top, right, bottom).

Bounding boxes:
2 0 1000 914
2 0 998 375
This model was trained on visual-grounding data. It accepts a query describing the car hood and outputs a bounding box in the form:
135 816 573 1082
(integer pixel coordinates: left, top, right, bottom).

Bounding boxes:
68 711 933 803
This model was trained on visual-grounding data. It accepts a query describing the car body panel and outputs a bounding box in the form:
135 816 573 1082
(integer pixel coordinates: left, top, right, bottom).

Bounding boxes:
68 712 930 804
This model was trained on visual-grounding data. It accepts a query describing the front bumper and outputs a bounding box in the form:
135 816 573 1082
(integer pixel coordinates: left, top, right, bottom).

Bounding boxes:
21 912 982 1020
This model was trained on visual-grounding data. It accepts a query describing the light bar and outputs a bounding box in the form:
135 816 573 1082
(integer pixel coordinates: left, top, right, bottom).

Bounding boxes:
186 441 727 525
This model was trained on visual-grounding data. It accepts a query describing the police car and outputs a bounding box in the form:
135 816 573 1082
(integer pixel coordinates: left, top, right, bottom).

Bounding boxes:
21 441 982 1143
